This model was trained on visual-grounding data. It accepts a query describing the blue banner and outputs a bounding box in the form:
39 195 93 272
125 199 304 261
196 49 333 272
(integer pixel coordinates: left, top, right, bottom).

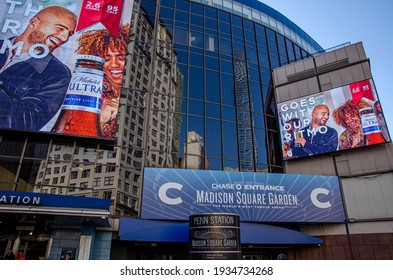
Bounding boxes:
0 190 110 210
141 168 345 223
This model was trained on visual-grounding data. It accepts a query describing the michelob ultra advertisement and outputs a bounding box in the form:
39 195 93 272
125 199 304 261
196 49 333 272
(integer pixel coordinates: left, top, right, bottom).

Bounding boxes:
0 0 133 139
278 79 391 160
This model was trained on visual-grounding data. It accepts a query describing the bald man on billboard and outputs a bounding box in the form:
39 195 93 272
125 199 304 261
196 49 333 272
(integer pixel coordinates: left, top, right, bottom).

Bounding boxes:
293 104 338 157
0 6 77 131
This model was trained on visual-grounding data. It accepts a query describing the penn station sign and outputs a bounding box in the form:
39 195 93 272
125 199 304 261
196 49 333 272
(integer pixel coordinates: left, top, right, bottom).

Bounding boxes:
189 214 241 260
141 168 346 223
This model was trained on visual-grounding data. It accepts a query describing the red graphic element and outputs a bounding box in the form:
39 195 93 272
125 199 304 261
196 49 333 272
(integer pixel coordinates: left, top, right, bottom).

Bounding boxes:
76 0 124 37
76 0 104 32
350 80 374 105
101 0 124 37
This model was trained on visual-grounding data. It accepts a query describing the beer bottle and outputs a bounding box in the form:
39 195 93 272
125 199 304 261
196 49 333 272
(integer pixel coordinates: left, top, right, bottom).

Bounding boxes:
359 107 386 145
52 55 104 137
283 137 293 159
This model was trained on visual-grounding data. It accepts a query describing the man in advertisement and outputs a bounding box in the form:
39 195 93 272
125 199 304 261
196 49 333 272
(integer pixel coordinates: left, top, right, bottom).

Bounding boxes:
293 104 338 156
0 6 78 131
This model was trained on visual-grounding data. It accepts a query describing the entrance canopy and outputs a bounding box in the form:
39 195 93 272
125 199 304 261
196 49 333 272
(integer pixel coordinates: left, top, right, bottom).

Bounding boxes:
119 218 323 245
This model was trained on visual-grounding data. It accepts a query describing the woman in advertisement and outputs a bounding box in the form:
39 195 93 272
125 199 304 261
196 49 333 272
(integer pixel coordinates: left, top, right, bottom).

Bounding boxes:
332 99 371 150
76 24 130 138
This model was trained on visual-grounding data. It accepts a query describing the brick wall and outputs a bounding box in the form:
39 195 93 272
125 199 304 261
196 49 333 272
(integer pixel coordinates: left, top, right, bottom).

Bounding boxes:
293 233 393 259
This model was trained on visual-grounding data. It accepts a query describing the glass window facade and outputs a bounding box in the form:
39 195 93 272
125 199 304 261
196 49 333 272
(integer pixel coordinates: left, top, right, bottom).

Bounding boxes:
0 0 323 217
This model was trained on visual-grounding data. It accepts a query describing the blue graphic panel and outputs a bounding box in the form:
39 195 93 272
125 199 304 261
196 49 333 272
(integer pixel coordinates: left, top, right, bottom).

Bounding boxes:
141 168 345 223
0 190 110 210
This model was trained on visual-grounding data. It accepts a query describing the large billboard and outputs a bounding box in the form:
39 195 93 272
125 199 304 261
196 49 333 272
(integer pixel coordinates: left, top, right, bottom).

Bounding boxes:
278 79 390 160
141 168 346 223
0 0 133 140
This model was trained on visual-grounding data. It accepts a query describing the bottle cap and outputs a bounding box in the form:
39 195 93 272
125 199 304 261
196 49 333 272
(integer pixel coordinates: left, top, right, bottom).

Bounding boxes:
76 54 105 64
359 107 373 112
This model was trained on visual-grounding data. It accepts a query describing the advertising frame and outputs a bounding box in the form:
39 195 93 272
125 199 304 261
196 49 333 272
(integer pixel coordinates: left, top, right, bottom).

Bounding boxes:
0 0 134 141
277 79 391 161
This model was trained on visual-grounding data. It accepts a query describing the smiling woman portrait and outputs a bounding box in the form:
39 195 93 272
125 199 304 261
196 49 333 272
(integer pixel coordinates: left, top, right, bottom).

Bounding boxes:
332 99 371 150
76 24 130 138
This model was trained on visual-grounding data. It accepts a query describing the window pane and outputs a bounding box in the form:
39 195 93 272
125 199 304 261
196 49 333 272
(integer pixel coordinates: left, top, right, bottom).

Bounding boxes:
206 102 220 118
160 7 174 19
206 119 222 157
206 157 222 170
205 18 217 31
0 156 19 190
190 14 203 27
205 34 218 53
220 60 233 75
224 159 239 171
188 99 204 116
206 70 220 103
250 82 262 112
221 74 234 106
222 105 236 122
174 27 188 45
252 112 265 128
190 53 203 67
24 139 50 159
0 136 24 157
218 10 229 22
205 56 219 70
218 21 230 34
189 67 204 99
175 10 189 23
187 116 204 144
254 128 268 165
223 122 238 159
190 30 204 48
219 37 232 55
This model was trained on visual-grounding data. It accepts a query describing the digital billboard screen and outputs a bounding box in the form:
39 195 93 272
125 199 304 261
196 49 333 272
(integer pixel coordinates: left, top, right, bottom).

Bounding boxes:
0 0 133 140
277 79 390 160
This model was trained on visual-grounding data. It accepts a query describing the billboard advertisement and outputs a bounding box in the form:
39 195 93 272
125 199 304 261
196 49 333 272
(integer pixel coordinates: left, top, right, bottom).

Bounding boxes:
278 79 390 160
0 0 133 139
141 168 345 223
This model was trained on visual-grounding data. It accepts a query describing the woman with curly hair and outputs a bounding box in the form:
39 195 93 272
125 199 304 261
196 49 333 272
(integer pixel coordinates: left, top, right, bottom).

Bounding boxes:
76 24 129 138
332 99 370 150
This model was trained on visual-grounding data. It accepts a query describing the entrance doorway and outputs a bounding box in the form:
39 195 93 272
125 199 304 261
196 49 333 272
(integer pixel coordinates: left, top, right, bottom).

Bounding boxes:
17 239 49 260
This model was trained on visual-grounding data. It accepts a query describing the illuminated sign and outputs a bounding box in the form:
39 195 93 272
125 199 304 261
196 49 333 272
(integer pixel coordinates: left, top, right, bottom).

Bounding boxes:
141 168 346 223
277 79 390 160
0 0 133 140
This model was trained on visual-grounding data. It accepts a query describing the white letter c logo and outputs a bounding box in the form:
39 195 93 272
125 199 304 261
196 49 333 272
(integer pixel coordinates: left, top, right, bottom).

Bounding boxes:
311 188 332 209
158 182 183 205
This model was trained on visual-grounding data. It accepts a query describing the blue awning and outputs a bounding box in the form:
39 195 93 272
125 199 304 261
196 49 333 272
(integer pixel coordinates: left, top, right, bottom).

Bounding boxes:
119 218 323 245
240 222 323 245
119 219 189 242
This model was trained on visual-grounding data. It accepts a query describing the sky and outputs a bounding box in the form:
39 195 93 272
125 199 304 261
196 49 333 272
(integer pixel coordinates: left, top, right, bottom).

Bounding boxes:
260 0 393 135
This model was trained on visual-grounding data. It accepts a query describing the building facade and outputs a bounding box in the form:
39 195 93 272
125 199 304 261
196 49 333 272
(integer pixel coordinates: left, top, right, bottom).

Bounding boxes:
273 42 393 259
1 0 392 260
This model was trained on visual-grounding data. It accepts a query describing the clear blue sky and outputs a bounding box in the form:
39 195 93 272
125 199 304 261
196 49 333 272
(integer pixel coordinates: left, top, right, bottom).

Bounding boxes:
260 0 393 135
